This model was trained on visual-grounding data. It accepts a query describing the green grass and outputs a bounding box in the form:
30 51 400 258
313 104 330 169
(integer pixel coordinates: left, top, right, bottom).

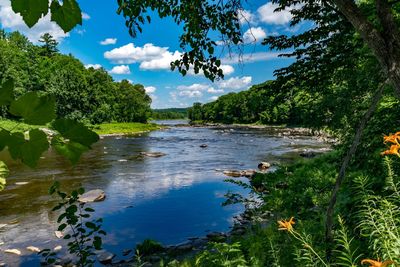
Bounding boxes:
93 122 163 135
0 119 43 132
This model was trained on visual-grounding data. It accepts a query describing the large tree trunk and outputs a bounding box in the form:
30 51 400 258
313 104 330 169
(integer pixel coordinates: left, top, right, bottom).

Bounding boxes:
332 0 400 97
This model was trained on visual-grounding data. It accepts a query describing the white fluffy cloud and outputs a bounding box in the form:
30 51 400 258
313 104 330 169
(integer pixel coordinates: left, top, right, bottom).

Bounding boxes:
85 64 102 69
177 84 212 92
82 12 91 20
243 27 267 43
257 2 294 25
217 76 252 90
207 88 224 94
178 90 203 98
0 0 68 42
209 96 219 101
109 65 131 74
145 86 157 94
238 9 256 25
100 38 117 45
104 43 181 70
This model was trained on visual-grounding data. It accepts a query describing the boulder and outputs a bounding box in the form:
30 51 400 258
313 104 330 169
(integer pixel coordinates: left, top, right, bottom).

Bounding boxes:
174 242 193 252
140 152 166 158
223 170 242 177
53 246 62 252
4 249 21 255
97 251 115 264
206 232 227 242
26 246 41 253
241 169 256 178
199 144 208 148
79 189 106 203
258 162 271 170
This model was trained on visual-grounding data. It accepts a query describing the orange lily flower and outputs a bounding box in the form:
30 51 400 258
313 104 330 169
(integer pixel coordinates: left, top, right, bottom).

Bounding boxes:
381 144 400 157
361 259 395 267
278 217 295 232
383 134 400 145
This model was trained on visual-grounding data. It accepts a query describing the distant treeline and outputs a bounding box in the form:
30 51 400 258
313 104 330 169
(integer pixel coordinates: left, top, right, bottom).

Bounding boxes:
151 108 188 120
188 81 300 125
0 31 151 124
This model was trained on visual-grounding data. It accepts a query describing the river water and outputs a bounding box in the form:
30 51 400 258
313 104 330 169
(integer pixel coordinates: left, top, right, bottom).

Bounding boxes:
0 121 329 265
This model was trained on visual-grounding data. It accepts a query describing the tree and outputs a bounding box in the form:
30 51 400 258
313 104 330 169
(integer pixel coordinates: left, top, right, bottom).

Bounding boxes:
39 33 59 57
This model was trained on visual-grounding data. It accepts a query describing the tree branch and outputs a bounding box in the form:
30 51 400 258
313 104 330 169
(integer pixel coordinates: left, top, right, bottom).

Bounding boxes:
324 79 388 259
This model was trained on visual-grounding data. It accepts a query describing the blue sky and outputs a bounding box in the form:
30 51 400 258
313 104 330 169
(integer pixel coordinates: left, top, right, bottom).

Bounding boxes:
0 0 307 108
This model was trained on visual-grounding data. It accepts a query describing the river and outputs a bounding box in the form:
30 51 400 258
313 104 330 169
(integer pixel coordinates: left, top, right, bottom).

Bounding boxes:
0 121 329 266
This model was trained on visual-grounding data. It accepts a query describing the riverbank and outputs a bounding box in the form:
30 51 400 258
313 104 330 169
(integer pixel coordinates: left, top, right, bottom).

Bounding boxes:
93 122 164 136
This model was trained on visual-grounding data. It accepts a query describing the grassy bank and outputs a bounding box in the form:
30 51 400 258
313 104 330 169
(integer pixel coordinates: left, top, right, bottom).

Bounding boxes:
0 119 42 132
92 122 163 135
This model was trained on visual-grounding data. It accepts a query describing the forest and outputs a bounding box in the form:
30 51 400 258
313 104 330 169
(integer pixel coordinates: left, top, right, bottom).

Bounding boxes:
0 31 152 125
1 0 400 267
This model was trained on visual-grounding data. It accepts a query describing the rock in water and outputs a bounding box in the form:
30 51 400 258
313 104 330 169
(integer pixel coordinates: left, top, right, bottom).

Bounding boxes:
223 170 242 177
53 246 62 252
79 189 106 203
241 169 256 178
5 249 21 255
139 152 166 158
26 246 41 253
54 231 64 239
97 251 115 264
200 144 208 148
15 182 29 186
258 162 271 170
300 150 316 158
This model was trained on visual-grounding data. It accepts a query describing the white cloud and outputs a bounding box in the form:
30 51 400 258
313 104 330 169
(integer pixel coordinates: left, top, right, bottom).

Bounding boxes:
188 64 234 76
217 76 252 90
178 90 203 98
207 88 224 94
139 50 181 70
82 12 91 20
238 9 256 25
209 96 219 101
0 0 68 42
257 2 294 25
177 84 212 92
85 64 102 69
243 27 267 43
223 52 282 64
109 65 131 74
144 86 157 94
100 38 117 45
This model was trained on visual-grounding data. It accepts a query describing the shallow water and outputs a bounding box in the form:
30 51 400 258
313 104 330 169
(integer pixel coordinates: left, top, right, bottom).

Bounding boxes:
0 121 328 265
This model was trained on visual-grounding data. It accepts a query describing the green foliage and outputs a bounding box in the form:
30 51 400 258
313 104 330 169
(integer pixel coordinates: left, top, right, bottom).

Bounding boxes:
195 242 247 267
152 108 188 120
10 0 82 32
136 239 164 256
0 79 15 106
40 181 106 266
0 161 9 191
93 122 161 135
50 0 82 32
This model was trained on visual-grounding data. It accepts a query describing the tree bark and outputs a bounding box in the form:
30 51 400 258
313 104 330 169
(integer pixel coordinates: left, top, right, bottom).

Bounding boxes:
324 80 387 259
332 0 400 97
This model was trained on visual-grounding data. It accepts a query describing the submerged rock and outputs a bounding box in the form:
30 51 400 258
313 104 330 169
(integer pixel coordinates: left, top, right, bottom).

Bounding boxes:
4 249 21 255
140 152 166 158
199 144 208 148
300 150 316 158
97 251 115 264
206 232 227 242
79 189 106 203
258 162 271 170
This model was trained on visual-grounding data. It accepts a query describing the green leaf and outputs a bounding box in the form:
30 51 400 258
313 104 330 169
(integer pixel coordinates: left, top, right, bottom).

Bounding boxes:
52 119 99 147
9 92 56 125
0 79 15 106
50 0 82 33
20 129 49 168
0 161 9 191
51 135 88 164
6 130 49 168
93 236 102 250
0 129 10 151
11 0 49 28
